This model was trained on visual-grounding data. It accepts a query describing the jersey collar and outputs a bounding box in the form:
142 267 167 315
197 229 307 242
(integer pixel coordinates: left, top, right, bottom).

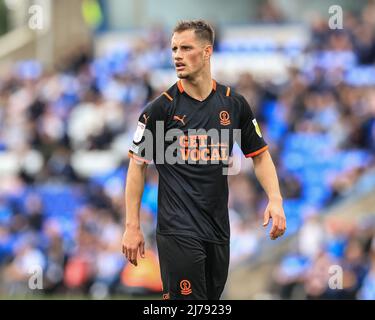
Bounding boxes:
177 79 217 94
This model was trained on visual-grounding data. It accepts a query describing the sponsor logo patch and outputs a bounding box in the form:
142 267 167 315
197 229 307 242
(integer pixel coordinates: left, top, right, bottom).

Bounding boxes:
252 118 262 138
133 121 146 143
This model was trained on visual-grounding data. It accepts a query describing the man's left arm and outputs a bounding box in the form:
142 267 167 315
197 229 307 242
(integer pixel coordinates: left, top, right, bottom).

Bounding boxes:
252 150 286 240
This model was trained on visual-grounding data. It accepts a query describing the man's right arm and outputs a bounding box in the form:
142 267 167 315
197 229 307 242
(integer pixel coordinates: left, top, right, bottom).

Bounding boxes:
122 96 168 265
122 158 148 266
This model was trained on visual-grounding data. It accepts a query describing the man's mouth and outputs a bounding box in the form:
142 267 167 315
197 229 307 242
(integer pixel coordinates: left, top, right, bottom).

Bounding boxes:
175 63 185 71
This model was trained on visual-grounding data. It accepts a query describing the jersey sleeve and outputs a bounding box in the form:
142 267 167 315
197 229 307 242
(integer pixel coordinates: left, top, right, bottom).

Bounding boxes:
238 96 268 158
128 99 166 164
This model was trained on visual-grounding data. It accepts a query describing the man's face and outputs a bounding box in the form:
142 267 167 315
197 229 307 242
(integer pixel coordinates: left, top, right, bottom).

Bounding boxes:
171 30 212 79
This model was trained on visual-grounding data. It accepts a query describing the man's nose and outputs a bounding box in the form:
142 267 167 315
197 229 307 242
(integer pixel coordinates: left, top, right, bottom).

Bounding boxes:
174 49 182 60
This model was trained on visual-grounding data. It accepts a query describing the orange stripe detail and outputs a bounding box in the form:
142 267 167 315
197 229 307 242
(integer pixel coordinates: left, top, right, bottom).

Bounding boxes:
245 145 269 158
128 151 151 164
212 79 217 91
226 87 231 96
162 92 173 101
177 80 184 93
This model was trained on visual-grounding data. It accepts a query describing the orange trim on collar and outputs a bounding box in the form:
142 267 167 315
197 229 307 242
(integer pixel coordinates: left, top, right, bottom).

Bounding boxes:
212 79 217 91
177 79 217 94
177 80 184 93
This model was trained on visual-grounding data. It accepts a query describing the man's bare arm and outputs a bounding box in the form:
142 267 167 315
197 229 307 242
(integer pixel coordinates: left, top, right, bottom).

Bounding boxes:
252 150 286 240
122 158 148 266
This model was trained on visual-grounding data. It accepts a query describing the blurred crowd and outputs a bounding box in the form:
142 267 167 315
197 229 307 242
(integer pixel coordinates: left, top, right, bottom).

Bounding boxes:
271 214 375 300
0 1 375 298
265 1 375 299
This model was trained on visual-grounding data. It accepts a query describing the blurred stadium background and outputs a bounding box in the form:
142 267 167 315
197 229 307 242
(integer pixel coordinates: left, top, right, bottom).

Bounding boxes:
0 0 374 300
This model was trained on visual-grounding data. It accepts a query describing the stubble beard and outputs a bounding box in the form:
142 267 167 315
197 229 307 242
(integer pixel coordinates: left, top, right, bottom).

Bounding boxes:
177 71 190 79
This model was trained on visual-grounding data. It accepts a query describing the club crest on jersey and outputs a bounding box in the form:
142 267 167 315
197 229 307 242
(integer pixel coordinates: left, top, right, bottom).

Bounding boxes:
180 280 192 295
219 111 230 126
252 119 262 137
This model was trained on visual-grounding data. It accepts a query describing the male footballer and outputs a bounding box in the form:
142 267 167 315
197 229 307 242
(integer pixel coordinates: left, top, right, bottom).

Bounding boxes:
122 20 286 300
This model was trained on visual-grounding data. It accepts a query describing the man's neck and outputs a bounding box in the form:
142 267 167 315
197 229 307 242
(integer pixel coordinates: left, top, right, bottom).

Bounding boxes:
180 71 213 101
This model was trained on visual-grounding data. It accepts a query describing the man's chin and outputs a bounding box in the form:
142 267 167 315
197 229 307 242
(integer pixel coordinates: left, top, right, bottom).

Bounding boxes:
177 72 189 79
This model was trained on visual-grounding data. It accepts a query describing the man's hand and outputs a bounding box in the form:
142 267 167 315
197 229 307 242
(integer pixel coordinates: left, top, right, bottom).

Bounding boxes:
263 198 286 240
121 227 145 266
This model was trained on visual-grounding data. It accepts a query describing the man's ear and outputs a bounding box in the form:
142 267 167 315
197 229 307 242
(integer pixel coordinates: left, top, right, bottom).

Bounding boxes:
204 45 213 60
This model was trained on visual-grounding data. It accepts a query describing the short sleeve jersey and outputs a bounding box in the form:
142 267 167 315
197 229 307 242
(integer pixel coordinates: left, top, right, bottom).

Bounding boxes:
129 80 268 244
